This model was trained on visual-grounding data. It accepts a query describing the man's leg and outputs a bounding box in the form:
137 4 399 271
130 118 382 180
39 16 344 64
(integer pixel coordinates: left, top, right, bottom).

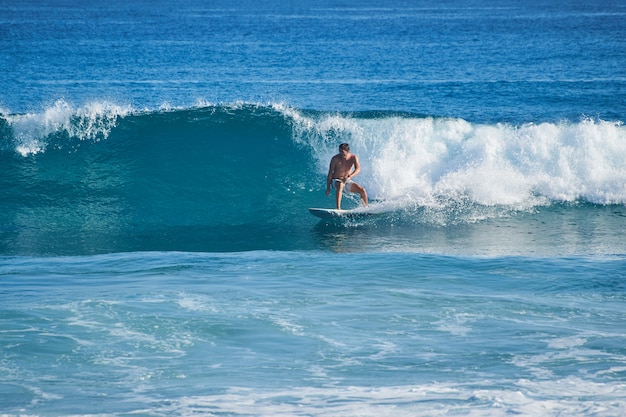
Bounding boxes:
350 182 368 206
335 181 344 209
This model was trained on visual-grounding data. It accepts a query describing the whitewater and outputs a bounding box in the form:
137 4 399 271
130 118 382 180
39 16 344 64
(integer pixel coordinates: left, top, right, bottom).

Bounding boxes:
2 101 626 254
1 0 625 416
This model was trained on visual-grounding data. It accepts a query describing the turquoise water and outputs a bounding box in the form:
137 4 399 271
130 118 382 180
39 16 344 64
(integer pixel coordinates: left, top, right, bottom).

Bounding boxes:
1 0 626 415
2 252 625 415
2 105 626 255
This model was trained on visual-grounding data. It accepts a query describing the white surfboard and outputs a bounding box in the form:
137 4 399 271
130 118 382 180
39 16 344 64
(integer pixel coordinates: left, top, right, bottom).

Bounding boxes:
308 207 381 219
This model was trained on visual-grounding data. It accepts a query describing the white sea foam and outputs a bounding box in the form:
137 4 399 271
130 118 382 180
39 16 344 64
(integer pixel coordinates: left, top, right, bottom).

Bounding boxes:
434 310 481 337
146 379 626 417
287 108 626 207
4 99 132 156
273 317 306 336
176 293 219 313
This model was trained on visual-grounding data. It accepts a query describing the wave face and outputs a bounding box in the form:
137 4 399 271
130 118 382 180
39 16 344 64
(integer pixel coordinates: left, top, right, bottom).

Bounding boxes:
1 101 625 254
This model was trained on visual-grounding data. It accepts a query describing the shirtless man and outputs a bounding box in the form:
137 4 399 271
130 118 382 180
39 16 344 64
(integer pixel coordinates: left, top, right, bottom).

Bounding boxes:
326 143 368 209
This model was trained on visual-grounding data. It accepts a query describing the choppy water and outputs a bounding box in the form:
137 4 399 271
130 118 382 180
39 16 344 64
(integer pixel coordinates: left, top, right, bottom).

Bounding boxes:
2 251 625 416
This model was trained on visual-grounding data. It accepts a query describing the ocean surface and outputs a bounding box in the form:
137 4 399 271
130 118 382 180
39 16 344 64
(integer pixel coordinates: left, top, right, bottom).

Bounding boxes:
1 0 625 416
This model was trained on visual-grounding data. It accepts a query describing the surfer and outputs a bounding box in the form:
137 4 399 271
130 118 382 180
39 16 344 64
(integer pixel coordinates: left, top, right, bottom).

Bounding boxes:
326 143 368 209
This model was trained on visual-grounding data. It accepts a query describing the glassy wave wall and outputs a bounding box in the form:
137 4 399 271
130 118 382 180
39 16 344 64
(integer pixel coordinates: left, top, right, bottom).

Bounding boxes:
1 101 625 254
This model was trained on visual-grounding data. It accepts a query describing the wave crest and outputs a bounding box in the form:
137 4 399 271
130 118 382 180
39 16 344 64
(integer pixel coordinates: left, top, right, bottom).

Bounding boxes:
1 99 132 156
283 109 626 206
2 100 626 208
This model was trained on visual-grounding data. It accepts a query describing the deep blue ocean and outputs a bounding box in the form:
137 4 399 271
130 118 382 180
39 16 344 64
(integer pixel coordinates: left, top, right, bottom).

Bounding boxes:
1 1 626 416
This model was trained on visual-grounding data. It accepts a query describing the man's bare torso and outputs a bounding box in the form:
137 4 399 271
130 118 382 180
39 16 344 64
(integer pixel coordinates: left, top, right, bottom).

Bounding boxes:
330 153 356 180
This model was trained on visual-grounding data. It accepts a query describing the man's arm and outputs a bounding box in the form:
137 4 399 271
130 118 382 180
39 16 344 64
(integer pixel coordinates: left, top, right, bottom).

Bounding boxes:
326 158 336 195
347 155 361 180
